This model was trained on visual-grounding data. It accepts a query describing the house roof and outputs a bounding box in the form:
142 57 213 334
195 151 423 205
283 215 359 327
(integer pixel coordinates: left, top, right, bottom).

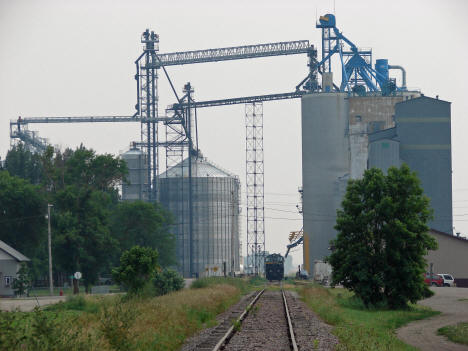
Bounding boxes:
395 95 451 106
0 240 30 262
430 228 468 244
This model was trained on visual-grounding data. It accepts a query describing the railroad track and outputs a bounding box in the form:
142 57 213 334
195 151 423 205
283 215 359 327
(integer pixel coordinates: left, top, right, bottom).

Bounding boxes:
186 282 339 351
207 284 298 351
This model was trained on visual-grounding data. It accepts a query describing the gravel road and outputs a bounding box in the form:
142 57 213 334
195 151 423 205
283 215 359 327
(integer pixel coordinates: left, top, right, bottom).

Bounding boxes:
397 287 468 351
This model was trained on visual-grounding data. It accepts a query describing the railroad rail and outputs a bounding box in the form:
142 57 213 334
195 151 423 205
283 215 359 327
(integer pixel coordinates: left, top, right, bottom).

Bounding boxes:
209 285 298 351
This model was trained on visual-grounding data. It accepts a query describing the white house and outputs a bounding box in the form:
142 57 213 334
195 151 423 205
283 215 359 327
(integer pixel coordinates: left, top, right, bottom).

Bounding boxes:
0 240 30 297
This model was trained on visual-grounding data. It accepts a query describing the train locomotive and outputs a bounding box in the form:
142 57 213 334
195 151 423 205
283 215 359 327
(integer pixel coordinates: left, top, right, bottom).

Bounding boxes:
265 253 284 281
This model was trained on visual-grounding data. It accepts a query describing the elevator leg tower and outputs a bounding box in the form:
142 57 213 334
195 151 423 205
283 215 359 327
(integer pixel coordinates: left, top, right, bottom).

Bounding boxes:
136 29 159 201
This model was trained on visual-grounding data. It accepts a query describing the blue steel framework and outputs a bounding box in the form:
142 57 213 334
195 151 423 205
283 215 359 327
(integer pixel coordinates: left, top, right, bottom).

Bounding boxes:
307 13 403 94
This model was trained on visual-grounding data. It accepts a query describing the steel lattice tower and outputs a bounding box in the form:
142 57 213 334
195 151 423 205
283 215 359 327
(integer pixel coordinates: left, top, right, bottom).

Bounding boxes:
245 102 265 275
136 30 159 201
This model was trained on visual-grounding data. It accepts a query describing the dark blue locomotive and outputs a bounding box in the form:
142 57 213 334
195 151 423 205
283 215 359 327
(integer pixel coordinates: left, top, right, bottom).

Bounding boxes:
265 253 284 281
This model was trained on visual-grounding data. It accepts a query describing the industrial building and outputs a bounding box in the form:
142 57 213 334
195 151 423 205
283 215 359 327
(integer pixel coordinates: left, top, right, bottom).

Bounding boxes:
426 229 468 287
300 15 456 274
8 13 461 279
302 91 454 273
369 95 452 234
301 91 423 271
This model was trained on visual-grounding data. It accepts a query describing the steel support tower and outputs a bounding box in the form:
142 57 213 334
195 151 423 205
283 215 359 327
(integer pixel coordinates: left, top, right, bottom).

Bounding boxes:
136 29 159 201
245 102 265 275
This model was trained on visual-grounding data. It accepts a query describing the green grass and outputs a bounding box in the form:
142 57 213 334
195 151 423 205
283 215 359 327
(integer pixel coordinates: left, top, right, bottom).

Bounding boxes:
438 322 468 346
299 284 439 350
190 276 261 293
1 277 260 351
28 285 121 297
45 295 101 313
28 287 74 296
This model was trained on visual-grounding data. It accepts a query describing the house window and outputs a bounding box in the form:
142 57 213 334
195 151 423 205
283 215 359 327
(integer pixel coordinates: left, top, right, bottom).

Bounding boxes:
4 276 12 287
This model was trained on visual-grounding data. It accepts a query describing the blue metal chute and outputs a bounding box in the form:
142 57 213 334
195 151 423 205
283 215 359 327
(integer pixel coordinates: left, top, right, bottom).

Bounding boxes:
342 54 379 92
285 236 303 258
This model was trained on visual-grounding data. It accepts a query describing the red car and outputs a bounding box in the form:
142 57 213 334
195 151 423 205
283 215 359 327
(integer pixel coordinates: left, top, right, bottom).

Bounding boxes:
424 273 443 287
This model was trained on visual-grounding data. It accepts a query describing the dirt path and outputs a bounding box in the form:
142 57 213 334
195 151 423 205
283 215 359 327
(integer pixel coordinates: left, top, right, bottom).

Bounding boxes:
397 287 468 351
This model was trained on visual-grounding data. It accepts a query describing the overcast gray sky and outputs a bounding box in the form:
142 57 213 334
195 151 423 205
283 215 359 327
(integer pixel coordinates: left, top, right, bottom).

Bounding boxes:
1 0 467 266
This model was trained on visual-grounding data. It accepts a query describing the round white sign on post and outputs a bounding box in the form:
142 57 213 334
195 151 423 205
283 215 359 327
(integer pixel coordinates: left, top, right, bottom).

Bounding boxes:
74 272 82 280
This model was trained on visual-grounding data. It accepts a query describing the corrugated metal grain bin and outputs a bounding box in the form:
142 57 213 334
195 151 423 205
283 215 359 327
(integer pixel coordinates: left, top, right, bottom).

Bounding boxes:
159 156 240 277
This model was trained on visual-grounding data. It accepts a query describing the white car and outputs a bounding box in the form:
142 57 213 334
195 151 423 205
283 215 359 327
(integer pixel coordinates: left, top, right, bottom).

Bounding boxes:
437 273 455 287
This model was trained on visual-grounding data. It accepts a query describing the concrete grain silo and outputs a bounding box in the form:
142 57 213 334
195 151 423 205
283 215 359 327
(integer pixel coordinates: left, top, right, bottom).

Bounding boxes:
301 93 350 273
301 91 422 273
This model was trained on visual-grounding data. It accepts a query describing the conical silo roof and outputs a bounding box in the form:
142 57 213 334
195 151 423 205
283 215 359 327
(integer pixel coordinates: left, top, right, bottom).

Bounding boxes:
159 155 236 178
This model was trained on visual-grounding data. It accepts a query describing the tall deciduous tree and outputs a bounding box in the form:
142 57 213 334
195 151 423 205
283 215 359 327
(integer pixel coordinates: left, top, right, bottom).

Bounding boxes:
41 145 127 288
110 201 175 267
328 164 437 308
0 171 46 258
5 143 43 185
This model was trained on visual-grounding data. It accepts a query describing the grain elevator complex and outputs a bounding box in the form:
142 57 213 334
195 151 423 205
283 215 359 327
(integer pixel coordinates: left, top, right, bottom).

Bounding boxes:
10 14 458 278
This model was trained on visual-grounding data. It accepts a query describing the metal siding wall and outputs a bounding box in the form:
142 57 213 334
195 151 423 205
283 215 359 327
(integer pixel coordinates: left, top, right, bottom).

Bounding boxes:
159 176 240 277
426 231 468 279
368 139 400 173
301 93 350 273
395 97 452 234
121 151 147 201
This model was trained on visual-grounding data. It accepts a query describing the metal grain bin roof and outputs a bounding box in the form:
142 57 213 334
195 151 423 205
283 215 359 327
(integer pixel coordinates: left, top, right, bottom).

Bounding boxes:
159 155 237 178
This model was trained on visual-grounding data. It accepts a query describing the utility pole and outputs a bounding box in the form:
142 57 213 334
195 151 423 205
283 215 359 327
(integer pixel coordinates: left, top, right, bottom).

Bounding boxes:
47 204 53 296
185 82 194 277
231 190 235 276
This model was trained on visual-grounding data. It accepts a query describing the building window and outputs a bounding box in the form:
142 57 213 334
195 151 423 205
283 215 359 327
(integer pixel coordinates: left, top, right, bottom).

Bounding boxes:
4 276 12 287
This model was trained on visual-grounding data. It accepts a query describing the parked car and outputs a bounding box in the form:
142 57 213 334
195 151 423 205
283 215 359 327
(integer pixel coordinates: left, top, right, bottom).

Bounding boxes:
424 273 444 287
437 273 455 287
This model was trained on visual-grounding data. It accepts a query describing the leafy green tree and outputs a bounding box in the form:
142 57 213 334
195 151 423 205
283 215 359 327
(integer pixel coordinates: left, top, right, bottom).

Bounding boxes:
13 263 32 296
0 171 47 259
328 164 437 309
110 201 175 267
5 143 43 185
153 269 184 296
112 246 159 295
40 145 127 289
40 145 127 196
52 186 118 289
